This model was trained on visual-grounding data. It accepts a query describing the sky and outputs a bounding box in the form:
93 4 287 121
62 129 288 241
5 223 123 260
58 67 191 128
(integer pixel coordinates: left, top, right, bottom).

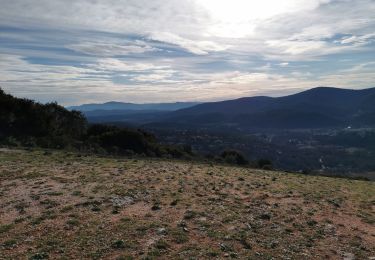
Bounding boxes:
0 0 374 106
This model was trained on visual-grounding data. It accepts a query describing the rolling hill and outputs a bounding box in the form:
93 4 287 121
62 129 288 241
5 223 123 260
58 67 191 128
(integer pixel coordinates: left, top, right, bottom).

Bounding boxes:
68 101 200 112
76 87 375 129
156 87 375 129
69 101 201 124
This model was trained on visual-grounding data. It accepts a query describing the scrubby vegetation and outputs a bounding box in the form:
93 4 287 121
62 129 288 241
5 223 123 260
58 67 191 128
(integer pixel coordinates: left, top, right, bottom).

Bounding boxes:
84 124 193 159
0 88 193 159
220 150 249 165
0 88 87 148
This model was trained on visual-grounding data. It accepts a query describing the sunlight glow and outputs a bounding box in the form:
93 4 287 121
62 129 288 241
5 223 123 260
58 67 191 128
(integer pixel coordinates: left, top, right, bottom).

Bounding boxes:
198 0 326 37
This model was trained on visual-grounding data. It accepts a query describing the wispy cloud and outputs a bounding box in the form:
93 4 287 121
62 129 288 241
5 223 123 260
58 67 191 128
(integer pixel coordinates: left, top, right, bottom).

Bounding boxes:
149 32 229 55
67 42 159 57
0 0 374 105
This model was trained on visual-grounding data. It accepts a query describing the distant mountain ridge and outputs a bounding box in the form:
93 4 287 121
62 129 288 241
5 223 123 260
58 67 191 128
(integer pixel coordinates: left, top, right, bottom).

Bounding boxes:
153 87 375 129
75 87 375 129
68 101 200 112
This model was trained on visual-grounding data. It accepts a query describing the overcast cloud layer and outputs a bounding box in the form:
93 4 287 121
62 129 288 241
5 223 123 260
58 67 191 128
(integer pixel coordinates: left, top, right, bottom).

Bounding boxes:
0 0 374 105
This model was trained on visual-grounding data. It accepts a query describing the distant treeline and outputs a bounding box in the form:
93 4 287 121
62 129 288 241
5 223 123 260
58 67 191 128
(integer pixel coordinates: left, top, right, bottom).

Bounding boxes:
0 89 86 148
0 88 194 159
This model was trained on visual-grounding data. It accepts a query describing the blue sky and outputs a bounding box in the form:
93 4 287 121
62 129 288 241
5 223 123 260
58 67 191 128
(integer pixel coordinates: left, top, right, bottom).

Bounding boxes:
0 0 374 105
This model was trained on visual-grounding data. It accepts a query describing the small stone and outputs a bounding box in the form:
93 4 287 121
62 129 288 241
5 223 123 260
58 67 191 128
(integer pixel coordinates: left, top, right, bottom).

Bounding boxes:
324 224 336 235
110 196 134 207
156 228 167 235
220 243 229 252
178 220 187 227
342 252 355 260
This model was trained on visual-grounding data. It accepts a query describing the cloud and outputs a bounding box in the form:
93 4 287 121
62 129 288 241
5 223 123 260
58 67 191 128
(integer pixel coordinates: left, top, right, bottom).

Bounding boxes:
1 0 374 59
130 71 179 84
67 42 158 57
267 40 327 56
0 0 206 37
0 0 374 104
149 32 228 55
90 58 169 72
1 53 374 106
340 33 375 46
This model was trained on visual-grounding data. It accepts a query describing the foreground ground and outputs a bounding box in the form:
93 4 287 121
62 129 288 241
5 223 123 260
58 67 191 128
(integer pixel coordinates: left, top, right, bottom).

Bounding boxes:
0 149 374 259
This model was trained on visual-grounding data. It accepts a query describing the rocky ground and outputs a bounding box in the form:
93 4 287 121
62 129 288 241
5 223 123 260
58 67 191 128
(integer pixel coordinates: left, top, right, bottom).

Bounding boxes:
0 149 374 259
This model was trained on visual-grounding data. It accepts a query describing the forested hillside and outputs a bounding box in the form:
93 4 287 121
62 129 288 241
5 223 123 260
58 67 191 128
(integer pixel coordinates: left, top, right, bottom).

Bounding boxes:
0 88 86 148
0 88 192 159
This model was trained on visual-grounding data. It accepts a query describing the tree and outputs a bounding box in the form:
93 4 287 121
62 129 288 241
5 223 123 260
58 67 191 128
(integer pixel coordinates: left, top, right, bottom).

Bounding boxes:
221 150 248 165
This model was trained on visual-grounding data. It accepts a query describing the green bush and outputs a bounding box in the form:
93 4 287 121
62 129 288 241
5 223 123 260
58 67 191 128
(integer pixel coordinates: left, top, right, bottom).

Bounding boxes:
257 159 273 169
221 150 249 165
